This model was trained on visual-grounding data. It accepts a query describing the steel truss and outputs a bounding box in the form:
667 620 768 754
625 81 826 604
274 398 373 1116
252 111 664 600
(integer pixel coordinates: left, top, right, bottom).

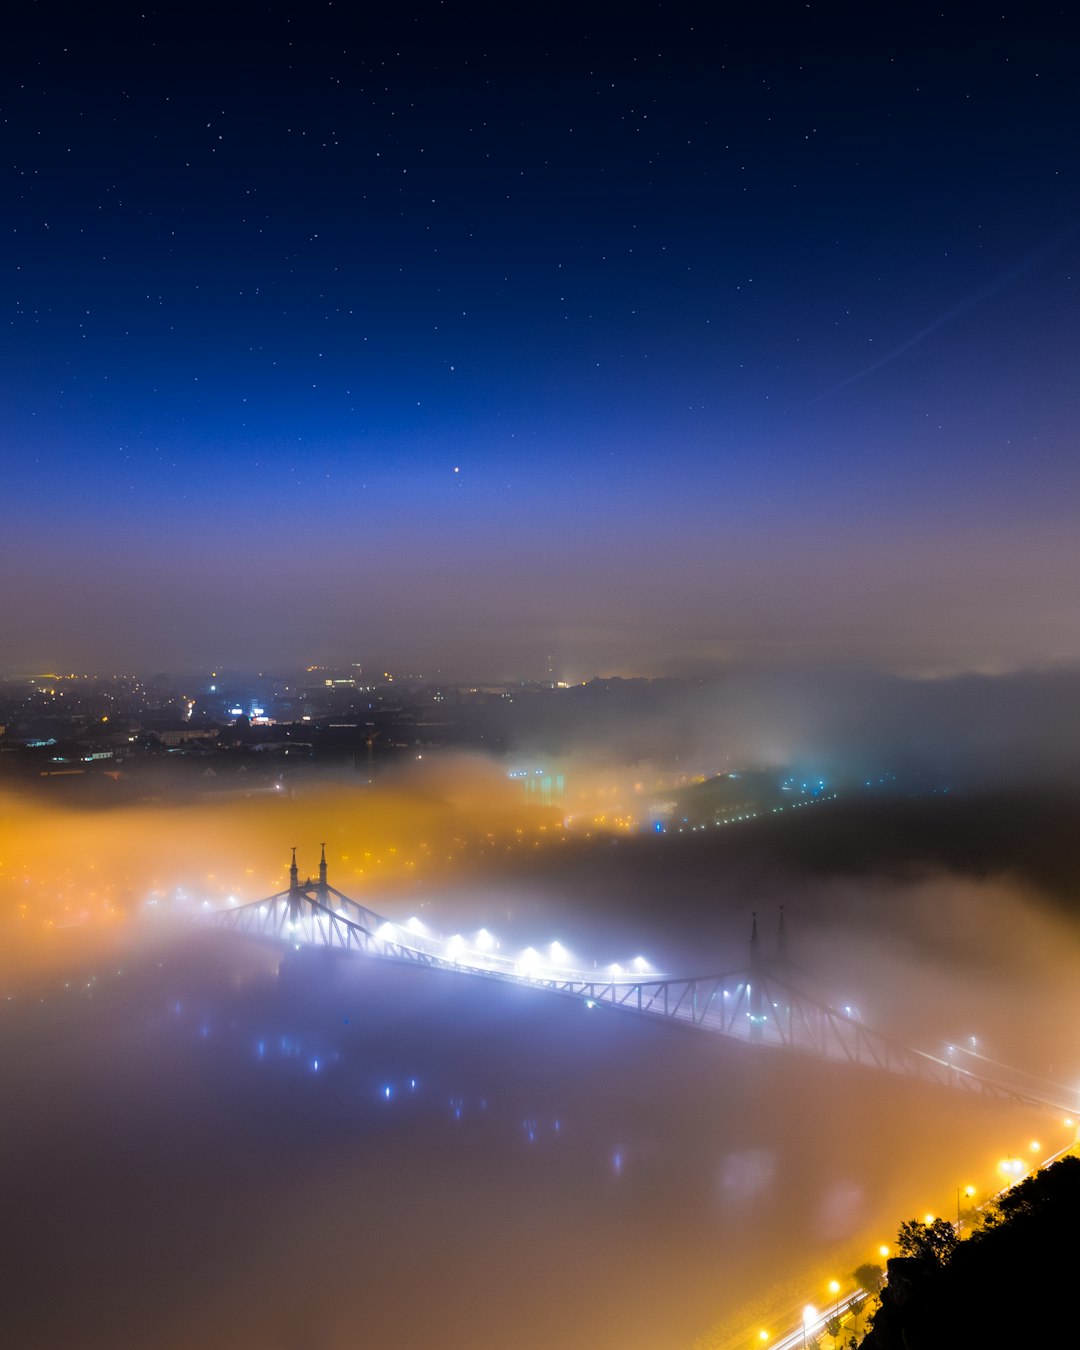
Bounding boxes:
204 875 1065 1113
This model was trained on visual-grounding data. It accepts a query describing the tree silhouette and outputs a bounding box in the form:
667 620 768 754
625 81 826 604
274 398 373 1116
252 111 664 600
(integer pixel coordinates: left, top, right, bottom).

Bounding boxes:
896 1217 957 1266
852 1262 885 1296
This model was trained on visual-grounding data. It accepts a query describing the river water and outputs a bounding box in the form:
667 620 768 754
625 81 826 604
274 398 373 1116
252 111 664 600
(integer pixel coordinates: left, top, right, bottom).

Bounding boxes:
0 922 1055 1350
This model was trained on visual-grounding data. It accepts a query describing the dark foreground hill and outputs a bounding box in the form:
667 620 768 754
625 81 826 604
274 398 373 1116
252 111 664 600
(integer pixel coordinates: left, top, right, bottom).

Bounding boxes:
862 1155 1080 1349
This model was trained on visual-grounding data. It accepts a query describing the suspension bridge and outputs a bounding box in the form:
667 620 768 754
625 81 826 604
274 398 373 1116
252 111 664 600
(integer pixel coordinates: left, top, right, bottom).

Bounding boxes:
204 848 1075 1115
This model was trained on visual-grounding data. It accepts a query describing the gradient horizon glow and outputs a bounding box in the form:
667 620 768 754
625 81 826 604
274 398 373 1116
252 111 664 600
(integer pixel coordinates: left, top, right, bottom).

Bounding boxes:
4 4 1079 679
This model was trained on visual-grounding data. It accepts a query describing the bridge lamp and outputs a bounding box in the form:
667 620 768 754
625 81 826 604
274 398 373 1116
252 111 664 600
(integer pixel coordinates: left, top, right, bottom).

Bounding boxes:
550 940 568 963
475 928 494 951
609 962 623 978
407 916 426 934
518 947 540 975
377 921 397 941
632 955 649 973
758 1333 769 1344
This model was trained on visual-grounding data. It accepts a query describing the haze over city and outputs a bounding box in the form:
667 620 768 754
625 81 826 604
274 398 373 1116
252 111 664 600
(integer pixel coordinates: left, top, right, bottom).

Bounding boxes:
4 4 1080 1349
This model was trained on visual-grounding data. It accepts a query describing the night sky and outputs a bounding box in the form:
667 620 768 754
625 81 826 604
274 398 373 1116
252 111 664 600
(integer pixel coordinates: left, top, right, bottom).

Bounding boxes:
5 3 1079 678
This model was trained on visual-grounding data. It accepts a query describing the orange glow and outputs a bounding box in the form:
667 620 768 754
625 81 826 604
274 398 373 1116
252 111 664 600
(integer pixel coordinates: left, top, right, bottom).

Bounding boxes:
0 756 565 982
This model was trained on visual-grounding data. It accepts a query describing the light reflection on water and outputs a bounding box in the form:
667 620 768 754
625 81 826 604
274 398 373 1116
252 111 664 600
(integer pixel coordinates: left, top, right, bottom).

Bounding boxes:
0 932 1055 1350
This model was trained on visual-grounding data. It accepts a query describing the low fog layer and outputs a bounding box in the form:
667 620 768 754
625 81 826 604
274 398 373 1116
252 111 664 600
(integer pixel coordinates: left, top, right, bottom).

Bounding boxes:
498 667 1080 790
3 670 1080 1346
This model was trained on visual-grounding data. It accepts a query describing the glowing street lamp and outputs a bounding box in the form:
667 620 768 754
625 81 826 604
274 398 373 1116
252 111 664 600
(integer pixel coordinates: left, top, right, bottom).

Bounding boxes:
828 1280 841 1330
998 1156 1026 1183
802 1305 817 1349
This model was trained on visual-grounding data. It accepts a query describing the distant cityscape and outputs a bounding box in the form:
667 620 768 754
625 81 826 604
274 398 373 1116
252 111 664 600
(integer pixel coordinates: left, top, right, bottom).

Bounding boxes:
0 667 851 829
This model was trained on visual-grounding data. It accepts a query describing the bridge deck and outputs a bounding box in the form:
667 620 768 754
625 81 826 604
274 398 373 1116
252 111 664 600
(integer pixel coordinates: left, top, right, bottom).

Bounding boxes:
204 871 1073 1116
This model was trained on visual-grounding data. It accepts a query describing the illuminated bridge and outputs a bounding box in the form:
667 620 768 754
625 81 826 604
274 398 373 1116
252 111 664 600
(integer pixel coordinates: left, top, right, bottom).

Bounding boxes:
205 849 1073 1115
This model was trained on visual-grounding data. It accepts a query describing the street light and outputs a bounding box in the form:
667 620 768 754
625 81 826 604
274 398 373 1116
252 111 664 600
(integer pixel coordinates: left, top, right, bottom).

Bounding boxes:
999 1156 1026 1183
828 1280 841 1342
802 1305 817 1350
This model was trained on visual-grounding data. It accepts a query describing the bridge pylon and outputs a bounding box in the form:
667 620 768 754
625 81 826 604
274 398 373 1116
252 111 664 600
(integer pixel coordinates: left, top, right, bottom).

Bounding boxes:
318 842 329 903
748 912 764 1041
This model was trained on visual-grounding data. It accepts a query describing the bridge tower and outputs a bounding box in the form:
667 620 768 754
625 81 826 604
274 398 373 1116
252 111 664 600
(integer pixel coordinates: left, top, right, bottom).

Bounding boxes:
288 847 301 925
748 911 764 1040
317 842 329 904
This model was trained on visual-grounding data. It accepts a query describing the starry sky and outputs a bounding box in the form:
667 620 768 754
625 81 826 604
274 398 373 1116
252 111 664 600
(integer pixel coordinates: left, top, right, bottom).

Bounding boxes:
4 2 1079 679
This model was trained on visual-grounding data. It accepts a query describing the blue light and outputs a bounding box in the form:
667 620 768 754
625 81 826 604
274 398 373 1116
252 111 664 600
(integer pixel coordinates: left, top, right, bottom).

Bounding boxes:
383 1084 392 1100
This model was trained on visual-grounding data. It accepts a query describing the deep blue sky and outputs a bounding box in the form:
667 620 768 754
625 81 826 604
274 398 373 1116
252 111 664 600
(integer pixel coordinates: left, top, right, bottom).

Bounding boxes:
4 3 1079 678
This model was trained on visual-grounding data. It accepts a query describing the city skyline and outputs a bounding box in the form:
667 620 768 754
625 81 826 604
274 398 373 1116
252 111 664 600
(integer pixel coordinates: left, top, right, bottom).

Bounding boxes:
5 4 1079 677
